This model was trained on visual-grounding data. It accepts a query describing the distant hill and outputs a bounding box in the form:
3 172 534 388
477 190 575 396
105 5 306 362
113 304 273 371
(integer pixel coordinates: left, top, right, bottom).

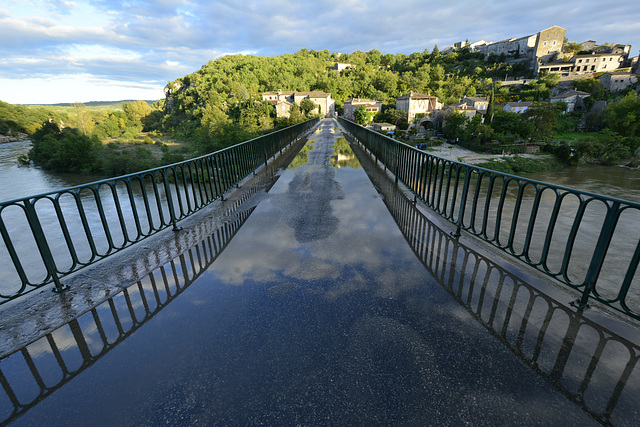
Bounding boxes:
30 100 158 108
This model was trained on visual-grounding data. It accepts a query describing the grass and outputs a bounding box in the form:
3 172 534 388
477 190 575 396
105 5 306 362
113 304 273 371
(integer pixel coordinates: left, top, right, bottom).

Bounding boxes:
475 156 566 175
553 132 602 145
103 132 188 161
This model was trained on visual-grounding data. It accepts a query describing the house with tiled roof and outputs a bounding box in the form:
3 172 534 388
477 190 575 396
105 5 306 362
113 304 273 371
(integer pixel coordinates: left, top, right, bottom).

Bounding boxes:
262 90 335 117
396 92 442 123
550 90 590 112
463 97 489 114
343 98 383 121
503 101 534 113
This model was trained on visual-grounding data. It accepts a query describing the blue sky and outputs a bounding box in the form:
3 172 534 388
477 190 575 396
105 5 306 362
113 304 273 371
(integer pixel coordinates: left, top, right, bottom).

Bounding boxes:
1 0 639 105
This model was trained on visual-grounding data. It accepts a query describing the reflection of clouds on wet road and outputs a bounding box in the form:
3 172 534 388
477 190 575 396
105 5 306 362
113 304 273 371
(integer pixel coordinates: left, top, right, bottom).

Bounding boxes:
208 120 429 300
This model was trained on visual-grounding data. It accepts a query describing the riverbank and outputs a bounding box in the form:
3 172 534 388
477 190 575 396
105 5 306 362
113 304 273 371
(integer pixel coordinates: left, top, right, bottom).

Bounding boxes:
0 133 29 144
424 144 566 175
425 144 552 165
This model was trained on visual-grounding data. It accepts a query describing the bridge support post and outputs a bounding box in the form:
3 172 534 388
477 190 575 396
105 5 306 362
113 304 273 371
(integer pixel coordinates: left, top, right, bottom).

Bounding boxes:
24 200 68 293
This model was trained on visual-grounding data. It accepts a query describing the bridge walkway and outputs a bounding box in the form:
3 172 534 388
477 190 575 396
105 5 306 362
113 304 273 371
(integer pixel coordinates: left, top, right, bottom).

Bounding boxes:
3 119 635 425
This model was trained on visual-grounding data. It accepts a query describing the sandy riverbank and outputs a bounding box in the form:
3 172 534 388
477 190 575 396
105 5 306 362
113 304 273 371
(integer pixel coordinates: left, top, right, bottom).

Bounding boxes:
424 144 553 165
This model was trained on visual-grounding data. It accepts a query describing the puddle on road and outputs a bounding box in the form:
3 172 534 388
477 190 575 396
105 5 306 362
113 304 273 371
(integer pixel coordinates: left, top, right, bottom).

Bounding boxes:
288 139 315 169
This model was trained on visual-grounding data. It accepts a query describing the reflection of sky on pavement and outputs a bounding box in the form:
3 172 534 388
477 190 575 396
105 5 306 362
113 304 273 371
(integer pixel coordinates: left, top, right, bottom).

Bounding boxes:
207 125 429 302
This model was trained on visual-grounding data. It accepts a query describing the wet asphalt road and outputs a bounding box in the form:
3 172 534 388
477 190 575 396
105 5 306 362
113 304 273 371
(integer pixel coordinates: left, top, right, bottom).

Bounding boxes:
4 119 601 425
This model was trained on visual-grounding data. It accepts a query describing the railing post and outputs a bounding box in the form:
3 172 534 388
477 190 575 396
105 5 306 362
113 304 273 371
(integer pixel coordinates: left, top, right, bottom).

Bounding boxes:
576 201 620 309
24 200 68 293
452 167 471 239
162 170 182 232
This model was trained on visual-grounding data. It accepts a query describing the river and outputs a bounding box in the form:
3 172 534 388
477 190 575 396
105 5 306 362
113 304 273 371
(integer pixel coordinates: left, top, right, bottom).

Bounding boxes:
0 140 102 201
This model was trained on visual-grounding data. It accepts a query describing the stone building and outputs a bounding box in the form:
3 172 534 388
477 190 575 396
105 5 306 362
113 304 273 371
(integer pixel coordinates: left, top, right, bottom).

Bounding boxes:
343 98 382 121
599 72 638 93
572 53 625 74
550 90 590 112
503 101 533 114
470 25 566 67
395 93 442 123
262 90 335 117
463 97 489 114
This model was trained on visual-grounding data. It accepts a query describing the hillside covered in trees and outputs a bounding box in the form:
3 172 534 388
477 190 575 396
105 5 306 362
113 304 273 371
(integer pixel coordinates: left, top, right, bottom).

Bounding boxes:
2 45 640 175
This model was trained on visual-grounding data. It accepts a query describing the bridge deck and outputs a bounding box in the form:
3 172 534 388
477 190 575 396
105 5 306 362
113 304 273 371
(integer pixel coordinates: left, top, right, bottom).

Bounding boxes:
3 119 636 425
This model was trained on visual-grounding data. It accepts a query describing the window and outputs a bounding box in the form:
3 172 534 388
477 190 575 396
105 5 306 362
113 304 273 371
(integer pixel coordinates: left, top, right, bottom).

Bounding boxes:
586 59 590 63
544 41 547 46
578 59 582 63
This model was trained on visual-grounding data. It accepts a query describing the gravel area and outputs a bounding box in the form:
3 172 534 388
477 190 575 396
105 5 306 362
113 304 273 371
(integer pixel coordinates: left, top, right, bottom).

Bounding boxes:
425 144 552 165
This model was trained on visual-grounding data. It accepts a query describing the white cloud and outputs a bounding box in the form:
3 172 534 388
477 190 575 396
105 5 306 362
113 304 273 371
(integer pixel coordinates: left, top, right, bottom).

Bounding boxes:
1 0 639 104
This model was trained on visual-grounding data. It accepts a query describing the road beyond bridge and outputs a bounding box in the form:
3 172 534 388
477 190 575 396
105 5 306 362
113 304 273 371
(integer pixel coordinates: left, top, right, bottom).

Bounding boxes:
1 119 637 425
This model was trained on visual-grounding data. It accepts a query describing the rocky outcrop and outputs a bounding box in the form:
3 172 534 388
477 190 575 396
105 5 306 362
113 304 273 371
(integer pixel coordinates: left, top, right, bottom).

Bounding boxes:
0 133 29 144
630 147 640 168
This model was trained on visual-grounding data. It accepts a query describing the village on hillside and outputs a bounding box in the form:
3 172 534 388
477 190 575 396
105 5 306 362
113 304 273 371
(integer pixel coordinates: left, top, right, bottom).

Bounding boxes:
261 25 639 137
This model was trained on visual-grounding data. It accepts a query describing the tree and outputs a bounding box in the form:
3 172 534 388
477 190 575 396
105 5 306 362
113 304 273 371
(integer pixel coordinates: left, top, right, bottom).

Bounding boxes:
603 93 640 146
29 121 102 173
443 112 468 140
486 87 495 124
70 103 94 136
300 98 316 116
354 105 368 124
565 41 582 54
288 103 305 124
376 108 407 125
522 102 562 142
122 100 152 130
430 44 440 61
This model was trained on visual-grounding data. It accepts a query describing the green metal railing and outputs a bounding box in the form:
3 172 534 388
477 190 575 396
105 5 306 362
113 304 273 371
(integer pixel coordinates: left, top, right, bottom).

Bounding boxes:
0 118 318 304
339 117 640 320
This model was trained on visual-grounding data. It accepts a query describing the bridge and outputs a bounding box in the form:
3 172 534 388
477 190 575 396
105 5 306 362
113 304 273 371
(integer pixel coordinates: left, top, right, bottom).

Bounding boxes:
0 118 639 425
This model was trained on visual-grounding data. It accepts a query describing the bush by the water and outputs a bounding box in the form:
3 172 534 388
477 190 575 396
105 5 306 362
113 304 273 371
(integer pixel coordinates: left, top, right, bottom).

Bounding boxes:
476 156 565 175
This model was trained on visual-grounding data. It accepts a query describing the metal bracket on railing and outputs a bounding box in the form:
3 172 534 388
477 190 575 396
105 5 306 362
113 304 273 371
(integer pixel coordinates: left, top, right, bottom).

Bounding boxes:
450 225 462 239
52 283 70 293
570 299 590 311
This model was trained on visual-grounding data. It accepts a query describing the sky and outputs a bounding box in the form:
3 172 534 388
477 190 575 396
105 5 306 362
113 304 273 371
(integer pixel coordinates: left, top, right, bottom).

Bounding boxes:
1 0 639 105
